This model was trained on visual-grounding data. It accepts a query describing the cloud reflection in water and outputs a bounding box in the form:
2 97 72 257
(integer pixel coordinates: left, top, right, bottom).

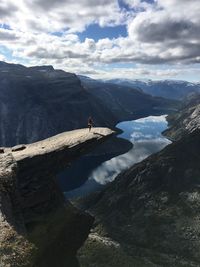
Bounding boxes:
89 115 171 185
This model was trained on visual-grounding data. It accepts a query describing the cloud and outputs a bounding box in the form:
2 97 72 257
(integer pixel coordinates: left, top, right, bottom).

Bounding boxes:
89 114 170 185
0 0 126 33
0 53 6 61
0 2 18 18
136 115 168 123
129 13 195 43
0 0 200 80
0 28 19 41
127 0 200 64
123 0 154 10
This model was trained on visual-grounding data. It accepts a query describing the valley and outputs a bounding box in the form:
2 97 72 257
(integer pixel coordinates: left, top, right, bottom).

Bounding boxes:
61 115 171 199
0 0 199 266
0 61 200 267
0 62 177 147
77 95 200 267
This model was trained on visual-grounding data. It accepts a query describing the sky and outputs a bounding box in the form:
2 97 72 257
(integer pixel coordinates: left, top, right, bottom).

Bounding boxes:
0 0 200 81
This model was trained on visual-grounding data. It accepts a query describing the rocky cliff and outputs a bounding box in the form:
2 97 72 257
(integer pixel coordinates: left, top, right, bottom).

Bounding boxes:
0 127 113 267
78 129 200 267
164 93 200 140
79 76 179 122
0 61 177 147
0 61 116 146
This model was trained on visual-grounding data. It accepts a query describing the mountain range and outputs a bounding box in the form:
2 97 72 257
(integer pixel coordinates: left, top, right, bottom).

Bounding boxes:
164 93 200 140
0 61 177 147
79 75 178 122
1 61 200 267
0 62 116 146
78 92 200 267
106 78 200 100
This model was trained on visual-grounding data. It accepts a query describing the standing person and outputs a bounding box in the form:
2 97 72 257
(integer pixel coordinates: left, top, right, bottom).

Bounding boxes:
88 116 94 132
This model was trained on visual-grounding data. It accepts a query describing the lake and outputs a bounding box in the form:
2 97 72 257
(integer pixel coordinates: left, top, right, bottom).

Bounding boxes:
59 115 171 199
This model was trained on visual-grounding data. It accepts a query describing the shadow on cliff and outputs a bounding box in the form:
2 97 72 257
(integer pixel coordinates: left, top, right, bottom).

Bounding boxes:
25 204 94 267
57 136 133 194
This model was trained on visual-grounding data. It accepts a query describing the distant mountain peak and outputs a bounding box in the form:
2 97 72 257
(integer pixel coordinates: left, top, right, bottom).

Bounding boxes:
28 65 54 72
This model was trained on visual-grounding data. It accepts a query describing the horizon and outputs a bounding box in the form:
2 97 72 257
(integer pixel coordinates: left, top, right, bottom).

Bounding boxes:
0 0 200 82
1 59 198 84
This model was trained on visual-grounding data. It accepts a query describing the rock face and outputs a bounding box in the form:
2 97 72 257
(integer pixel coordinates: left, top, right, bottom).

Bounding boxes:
79 76 179 122
79 130 200 267
0 61 116 146
164 93 200 140
0 61 177 147
0 153 33 267
0 127 114 267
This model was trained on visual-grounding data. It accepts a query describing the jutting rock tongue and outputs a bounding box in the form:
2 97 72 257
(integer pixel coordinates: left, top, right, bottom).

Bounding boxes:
0 127 114 267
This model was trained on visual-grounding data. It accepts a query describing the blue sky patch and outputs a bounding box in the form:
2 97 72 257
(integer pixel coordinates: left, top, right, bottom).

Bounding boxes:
0 45 13 60
0 24 11 30
78 24 127 42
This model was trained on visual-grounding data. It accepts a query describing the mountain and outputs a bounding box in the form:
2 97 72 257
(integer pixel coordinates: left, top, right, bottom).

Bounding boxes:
79 75 178 122
0 62 177 147
164 93 200 140
78 129 200 267
0 62 116 146
106 78 200 100
0 127 113 267
76 92 200 267
1 61 199 267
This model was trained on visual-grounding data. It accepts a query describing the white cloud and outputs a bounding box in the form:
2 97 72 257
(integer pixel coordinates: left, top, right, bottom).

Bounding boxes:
89 115 170 185
0 0 126 33
0 53 6 61
0 0 200 80
136 115 167 124
127 0 200 64
123 0 154 10
0 28 19 41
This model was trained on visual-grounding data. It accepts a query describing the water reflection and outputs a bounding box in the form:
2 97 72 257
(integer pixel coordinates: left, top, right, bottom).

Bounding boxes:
88 115 171 185
65 115 171 198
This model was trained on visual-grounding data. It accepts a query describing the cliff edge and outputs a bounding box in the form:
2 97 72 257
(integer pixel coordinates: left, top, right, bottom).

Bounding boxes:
163 94 200 141
0 127 114 267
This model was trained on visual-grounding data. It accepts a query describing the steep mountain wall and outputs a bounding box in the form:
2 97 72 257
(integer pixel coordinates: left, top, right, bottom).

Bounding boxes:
0 127 113 267
79 129 200 267
164 94 200 140
0 62 116 146
0 61 177 147
80 76 179 122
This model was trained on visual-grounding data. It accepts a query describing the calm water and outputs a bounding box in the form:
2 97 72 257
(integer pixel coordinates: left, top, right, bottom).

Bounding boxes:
64 115 171 198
